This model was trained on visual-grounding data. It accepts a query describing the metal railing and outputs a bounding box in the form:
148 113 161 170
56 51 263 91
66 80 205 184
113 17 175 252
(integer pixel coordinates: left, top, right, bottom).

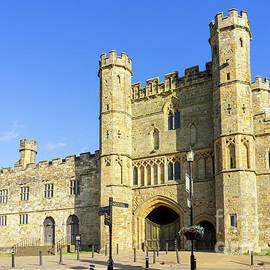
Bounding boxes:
12 237 40 254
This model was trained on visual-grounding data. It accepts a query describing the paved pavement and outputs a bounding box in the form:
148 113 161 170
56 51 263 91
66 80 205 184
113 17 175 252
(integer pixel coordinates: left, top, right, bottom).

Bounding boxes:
0 250 270 269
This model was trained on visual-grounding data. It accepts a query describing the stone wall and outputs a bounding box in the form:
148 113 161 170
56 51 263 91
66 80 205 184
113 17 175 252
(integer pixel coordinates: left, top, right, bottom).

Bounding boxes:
0 151 100 250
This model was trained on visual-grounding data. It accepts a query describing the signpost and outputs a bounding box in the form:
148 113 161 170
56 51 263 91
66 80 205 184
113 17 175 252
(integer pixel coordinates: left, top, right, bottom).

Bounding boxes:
98 197 129 270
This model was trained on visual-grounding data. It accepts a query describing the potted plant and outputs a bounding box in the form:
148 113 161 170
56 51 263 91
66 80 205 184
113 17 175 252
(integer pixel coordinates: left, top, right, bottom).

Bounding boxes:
179 225 205 240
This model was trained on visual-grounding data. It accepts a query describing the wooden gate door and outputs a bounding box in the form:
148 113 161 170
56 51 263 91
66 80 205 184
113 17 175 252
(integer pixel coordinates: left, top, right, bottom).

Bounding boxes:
67 215 79 245
145 218 180 250
44 217 55 245
195 221 216 251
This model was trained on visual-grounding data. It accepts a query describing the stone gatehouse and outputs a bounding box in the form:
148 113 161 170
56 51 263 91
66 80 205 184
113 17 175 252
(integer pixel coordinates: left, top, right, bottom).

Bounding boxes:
0 9 270 254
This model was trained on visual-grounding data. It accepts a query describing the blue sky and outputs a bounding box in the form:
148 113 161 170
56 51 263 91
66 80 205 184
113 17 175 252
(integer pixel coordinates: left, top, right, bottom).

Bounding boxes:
0 0 269 167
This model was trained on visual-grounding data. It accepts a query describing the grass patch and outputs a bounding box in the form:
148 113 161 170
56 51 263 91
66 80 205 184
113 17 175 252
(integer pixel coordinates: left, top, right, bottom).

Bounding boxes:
244 251 270 256
0 253 11 256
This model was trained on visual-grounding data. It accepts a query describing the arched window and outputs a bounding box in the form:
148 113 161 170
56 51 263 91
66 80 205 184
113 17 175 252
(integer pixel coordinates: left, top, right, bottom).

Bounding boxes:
168 112 173 130
190 124 196 145
147 165 151 185
133 167 138 185
168 163 173 180
174 111 180 129
239 38 243 47
243 143 249 169
174 162 181 180
228 144 236 169
140 167 144 186
154 165 158 185
160 164 165 184
153 129 159 150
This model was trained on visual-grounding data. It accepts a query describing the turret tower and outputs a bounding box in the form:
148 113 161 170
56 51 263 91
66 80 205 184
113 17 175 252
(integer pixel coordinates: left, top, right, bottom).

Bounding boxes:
209 9 259 253
98 51 133 252
17 138 37 168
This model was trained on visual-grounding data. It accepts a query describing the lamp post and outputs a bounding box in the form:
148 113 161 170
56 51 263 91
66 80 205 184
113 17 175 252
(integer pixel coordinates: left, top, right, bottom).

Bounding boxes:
186 146 196 270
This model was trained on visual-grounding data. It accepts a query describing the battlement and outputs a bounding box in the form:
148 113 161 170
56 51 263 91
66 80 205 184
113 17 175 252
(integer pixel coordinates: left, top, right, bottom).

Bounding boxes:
209 9 251 38
99 51 132 74
0 151 98 176
131 62 212 100
252 76 270 91
20 138 37 152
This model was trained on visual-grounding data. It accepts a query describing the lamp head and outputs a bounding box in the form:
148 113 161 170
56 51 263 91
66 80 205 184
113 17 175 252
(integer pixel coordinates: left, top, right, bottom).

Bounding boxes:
186 146 194 162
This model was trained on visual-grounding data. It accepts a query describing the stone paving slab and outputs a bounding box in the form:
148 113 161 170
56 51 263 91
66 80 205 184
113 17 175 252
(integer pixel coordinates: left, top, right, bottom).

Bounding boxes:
0 251 270 270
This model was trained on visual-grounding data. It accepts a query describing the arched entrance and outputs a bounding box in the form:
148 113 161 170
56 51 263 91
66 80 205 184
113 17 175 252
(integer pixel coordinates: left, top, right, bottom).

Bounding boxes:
66 215 79 245
145 205 180 250
133 195 184 250
44 217 55 245
195 220 216 251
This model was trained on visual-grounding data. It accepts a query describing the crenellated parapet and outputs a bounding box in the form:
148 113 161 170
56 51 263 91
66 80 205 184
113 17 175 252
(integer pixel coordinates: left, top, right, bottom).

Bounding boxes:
252 76 270 91
209 9 251 39
0 152 98 176
99 50 132 75
131 62 212 101
20 138 37 153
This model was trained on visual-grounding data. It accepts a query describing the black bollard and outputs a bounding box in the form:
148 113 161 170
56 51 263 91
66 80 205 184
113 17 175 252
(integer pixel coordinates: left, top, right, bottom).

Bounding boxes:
153 248 156 264
105 245 107 256
166 242 168 254
59 248 63 264
39 250 42 266
11 251 15 268
145 255 149 270
251 250 254 266
134 248 136 262
116 243 119 255
157 243 159 257
90 264 95 270
92 245 94 258
194 257 197 270
77 247 80 260
176 247 180 264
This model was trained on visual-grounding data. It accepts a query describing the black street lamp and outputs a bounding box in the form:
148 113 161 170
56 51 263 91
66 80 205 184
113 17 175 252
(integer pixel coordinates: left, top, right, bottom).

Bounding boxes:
186 146 196 270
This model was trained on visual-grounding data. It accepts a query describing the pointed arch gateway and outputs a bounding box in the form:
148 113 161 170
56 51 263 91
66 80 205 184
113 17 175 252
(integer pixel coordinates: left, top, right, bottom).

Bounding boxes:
133 195 184 250
66 215 79 245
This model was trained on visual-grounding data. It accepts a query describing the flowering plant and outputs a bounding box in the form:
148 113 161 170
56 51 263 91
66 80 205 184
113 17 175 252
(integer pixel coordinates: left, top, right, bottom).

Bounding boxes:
179 225 205 240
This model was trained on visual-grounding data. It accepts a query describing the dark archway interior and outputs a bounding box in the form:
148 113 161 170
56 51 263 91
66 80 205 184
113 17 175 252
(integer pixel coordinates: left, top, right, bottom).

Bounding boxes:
146 206 179 225
199 221 215 230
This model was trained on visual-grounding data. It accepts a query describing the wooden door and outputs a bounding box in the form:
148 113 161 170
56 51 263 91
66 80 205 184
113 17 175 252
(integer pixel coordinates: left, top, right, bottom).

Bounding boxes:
145 218 180 250
44 217 55 245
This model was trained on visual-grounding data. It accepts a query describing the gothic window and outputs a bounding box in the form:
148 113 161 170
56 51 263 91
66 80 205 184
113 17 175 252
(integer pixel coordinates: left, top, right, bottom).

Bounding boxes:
216 143 221 172
174 162 181 180
228 144 236 169
243 143 250 169
168 112 173 130
153 128 159 150
168 163 173 180
174 111 180 129
133 167 138 185
160 164 165 184
227 73 230 80
147 165 151 185
198 158 205 179
154 165 158 185
140 167 144 186
190 124 196 145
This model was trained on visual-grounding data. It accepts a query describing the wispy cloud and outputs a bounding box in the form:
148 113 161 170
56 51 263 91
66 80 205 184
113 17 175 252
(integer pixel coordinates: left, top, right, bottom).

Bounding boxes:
0 121 21 141
46 142 67 150
80 146 88 153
